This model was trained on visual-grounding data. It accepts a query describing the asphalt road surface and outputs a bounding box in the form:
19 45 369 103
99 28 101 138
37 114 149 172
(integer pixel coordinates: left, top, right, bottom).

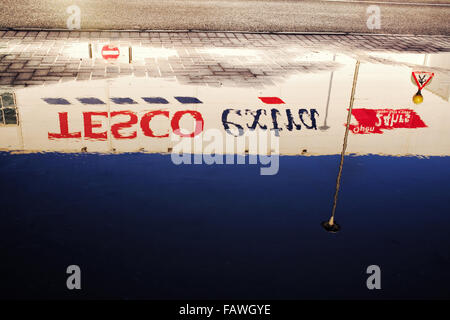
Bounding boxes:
0 0 449 35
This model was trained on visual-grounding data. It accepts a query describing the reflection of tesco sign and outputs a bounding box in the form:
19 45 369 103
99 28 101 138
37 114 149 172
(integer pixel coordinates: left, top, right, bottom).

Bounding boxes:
101 45 120 60
48 110 204 140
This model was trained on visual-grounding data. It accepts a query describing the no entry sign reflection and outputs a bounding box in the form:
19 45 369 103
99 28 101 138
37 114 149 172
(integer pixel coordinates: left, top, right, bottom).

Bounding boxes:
101 45 120 60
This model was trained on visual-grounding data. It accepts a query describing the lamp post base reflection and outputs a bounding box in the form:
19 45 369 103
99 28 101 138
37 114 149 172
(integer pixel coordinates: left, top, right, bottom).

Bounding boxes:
321 217 341 233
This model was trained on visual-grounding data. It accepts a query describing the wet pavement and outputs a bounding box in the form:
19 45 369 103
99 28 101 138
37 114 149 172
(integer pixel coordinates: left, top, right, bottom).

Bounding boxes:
1 30 450 299
0 30 449 88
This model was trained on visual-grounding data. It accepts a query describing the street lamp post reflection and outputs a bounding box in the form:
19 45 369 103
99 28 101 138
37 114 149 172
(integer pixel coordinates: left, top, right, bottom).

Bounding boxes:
322 60 360 233
319 54 336 131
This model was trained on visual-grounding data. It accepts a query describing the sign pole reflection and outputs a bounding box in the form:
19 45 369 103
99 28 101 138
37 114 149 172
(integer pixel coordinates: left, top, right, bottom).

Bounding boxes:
322 60 360 233
319 54 336 131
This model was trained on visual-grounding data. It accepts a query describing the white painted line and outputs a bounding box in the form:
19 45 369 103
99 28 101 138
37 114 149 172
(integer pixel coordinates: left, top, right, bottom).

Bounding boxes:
322 0 450 7
102 50 120 55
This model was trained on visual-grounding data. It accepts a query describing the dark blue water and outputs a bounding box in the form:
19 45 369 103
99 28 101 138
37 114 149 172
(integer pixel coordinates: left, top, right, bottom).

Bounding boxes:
0 152 449 299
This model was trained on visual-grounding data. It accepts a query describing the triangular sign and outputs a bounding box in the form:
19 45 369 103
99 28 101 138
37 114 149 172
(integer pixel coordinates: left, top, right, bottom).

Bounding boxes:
412 71 434 90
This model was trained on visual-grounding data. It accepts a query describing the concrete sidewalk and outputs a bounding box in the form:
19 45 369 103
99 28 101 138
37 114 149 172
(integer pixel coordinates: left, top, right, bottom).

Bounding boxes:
1 30 450 88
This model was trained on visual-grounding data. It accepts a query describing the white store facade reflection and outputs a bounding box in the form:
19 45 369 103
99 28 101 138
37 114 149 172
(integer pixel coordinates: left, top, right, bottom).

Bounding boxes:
1 51 449 157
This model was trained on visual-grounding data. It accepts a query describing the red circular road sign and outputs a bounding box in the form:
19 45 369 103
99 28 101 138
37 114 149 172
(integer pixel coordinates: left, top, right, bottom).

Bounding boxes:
101 45 120 60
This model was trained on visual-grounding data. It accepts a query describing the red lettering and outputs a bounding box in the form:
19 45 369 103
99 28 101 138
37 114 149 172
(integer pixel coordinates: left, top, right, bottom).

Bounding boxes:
111 111 138 139
140 110 169 138
49 110 206 141
349 108 427 134
83 112 108 140
48 112 81 139
171 110 204 137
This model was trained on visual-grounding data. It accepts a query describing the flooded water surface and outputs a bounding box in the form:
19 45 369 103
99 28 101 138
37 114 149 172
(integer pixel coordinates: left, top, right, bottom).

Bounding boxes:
1 41 450 299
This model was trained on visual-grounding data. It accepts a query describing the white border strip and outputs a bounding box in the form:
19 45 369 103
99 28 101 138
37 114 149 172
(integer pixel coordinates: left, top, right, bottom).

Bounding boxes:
322 0 450 7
